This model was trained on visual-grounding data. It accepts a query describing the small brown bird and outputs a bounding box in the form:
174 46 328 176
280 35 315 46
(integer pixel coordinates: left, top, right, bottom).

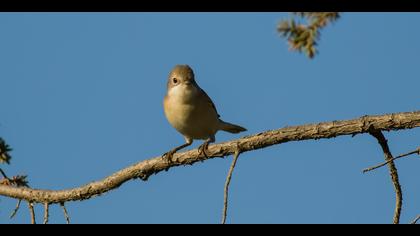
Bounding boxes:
163 65 246 161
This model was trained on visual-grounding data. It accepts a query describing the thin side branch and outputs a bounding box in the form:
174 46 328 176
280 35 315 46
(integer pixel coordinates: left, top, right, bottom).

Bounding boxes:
411 215 420 224
363 147 420 173
60 202 70 224
369 129 402 224
28 202 36 224
43 203 49 224
9 199 21 219
0 168 9 179
221 149 241 224
0 111 419 204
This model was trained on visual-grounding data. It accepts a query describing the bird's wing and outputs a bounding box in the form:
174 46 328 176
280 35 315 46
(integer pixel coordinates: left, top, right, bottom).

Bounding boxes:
199 88 220 118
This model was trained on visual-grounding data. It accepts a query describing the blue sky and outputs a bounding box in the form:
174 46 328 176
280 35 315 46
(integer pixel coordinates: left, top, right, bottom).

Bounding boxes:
0 13 419 224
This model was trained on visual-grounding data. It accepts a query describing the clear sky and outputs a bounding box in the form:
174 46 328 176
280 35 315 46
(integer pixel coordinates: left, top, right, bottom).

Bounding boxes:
0 13 419 224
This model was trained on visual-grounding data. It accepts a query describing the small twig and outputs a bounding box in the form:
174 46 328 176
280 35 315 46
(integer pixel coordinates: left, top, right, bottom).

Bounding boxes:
368 129 402 224
60 202 70 224
363 147 420 173
221 149 241 224
0 168 9 179
43 203 49 224
10 199 22 219
2 168 29 221
411 215 420 224
28 202 36 224
1 168 29 187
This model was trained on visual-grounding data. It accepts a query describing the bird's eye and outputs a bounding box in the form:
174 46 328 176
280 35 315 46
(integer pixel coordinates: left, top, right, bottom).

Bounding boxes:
172 78 178 84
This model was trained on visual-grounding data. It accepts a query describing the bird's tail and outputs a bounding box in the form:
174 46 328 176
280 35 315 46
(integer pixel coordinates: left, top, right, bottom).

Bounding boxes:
219 120 247 134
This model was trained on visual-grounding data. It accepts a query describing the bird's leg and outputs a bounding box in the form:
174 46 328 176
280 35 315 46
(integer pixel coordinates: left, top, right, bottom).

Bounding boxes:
198 136 215 159
162 138 193 163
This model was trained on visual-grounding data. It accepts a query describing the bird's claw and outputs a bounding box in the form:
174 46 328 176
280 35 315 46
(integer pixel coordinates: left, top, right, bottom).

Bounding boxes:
198 142 209 158
162 150 175 164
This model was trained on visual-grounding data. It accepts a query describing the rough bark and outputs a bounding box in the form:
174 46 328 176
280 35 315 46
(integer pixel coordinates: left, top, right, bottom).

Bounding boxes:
0 110 419 204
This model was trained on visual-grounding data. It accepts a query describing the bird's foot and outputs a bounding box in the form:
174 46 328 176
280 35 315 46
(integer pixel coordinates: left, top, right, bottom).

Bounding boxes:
198 142 209 159
162 149 177 164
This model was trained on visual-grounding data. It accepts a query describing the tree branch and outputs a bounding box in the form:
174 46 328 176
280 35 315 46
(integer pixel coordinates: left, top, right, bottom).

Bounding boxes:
0 168 9 180
0 110 419 205
28 202 35 224
363 147 420 173
43 203 49 224
60 202 70 224
368 129 402 224
411 215 420 224
9 199 21 219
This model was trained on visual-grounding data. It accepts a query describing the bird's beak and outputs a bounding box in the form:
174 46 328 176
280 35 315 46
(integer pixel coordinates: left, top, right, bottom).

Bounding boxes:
184 81 192 86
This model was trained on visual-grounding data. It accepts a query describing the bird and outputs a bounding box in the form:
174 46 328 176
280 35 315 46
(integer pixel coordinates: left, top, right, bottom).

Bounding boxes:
163 64 246 162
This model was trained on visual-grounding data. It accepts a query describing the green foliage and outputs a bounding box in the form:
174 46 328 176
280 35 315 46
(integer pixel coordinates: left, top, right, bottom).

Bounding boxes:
278 12 340 59
0 138 12 165
0 174 29 187
0 138 29 187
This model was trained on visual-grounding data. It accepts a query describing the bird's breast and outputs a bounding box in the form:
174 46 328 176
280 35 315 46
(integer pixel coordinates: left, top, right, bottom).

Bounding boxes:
164 85 219 139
